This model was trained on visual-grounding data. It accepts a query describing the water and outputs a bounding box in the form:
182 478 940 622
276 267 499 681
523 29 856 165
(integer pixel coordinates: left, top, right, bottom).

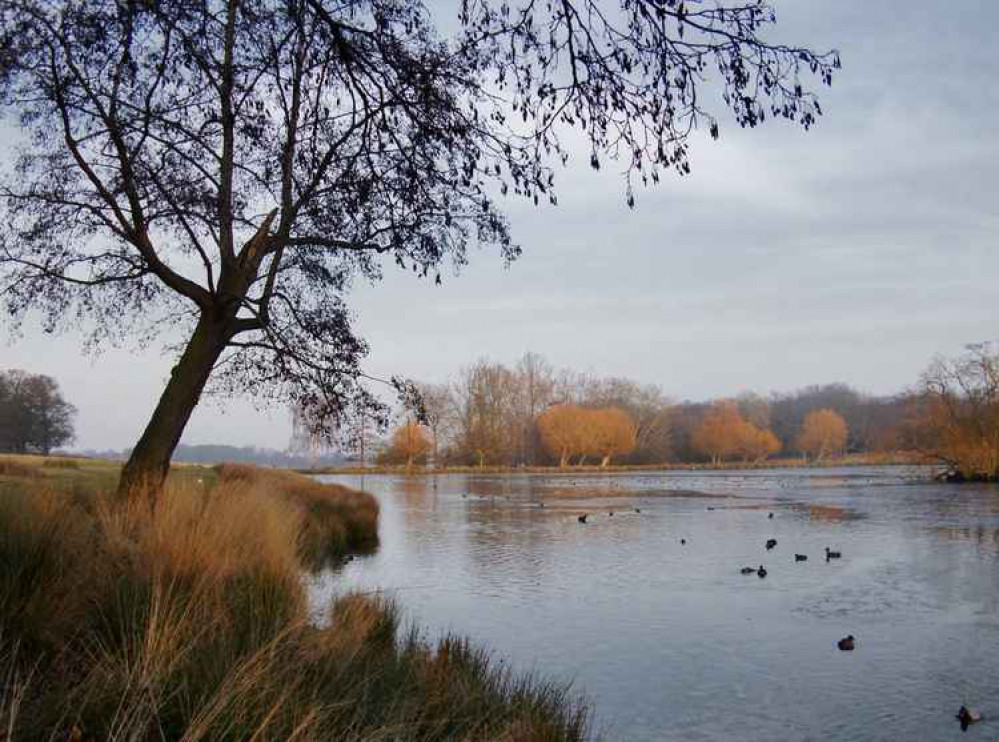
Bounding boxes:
312 467 999 740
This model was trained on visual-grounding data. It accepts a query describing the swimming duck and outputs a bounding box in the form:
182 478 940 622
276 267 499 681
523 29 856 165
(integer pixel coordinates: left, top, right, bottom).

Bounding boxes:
825 547 842 560
768 512 774 519
680 538 687 545
740 567 757 575
634 508 641 514
608 511 614 517
837 635 855 651
578 514 588 524
765 538 778 550
956 706 982 729
795 554 808 562
757 565 767 578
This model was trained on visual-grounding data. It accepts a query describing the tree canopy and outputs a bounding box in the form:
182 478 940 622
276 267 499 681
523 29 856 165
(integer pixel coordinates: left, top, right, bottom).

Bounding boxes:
0 0 839 496
0 370 76 454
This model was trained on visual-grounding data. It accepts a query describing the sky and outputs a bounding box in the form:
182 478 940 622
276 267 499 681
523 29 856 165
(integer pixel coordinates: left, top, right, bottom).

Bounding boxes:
2 0 997 452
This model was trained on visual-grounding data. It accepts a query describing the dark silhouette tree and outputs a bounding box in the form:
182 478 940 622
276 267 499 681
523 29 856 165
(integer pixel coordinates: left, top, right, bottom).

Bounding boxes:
0 0 839 499
0 370 76 454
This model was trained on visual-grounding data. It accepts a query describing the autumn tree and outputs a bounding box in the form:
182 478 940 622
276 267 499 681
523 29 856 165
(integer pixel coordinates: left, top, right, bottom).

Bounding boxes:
691 401 745 464
0 370 76 454
913 344 999 480
590 408 637 467
0 0 840 499
796 408 848 461
738 426 782 464
538 404 585 468
383 421 431 470
582 377 671 463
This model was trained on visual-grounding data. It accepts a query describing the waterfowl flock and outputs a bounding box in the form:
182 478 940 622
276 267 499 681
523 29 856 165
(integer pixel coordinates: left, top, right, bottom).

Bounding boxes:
520 492 978 730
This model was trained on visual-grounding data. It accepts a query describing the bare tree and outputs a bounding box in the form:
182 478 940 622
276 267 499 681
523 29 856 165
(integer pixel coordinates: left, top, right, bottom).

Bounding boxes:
414 382 454 468
0 0 839 498
914 343 999 480
514 352 556 465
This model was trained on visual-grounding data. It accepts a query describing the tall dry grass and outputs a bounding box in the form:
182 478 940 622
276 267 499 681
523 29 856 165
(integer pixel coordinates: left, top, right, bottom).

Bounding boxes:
0 463 589 741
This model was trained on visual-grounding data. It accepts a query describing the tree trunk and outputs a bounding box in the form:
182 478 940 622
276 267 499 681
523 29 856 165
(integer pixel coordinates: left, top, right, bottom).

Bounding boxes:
117 316 230 502
601 454 611 468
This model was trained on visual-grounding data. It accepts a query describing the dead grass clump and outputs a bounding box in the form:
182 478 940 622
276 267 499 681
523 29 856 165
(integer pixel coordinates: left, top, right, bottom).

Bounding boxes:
215 464 379 568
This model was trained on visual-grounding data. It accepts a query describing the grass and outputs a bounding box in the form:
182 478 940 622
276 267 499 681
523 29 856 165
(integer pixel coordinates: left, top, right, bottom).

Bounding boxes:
0 458 589 741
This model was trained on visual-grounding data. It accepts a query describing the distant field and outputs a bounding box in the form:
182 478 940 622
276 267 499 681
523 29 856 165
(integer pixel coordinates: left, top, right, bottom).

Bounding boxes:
0 452 212 495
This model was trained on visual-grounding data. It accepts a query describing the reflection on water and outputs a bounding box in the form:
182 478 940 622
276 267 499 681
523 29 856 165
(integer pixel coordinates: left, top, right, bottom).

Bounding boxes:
313 467 999 741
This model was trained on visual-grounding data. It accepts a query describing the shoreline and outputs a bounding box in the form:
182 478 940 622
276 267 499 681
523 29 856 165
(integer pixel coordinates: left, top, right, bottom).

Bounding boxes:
297 453 932 477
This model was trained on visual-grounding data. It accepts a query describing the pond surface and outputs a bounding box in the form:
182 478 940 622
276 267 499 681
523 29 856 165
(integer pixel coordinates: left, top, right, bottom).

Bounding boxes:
313 467 999 741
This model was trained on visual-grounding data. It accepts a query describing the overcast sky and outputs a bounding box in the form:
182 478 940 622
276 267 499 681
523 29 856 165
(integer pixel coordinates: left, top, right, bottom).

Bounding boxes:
2 0 997 452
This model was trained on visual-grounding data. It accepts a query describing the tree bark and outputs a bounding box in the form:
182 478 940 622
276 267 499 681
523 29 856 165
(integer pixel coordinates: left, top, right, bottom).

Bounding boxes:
117 315 230 501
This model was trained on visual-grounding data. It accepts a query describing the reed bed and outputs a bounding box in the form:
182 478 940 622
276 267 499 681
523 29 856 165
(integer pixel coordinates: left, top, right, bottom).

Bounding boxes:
0 463 589 741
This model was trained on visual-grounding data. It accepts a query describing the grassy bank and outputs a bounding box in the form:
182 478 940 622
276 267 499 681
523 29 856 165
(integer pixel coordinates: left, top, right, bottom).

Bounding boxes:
299 451 930 476
0 456 588 740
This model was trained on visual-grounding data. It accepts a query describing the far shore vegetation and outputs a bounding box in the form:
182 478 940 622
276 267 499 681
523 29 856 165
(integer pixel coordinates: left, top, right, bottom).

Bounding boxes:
301 451 927 477
351 345 999 482
0 456 589 740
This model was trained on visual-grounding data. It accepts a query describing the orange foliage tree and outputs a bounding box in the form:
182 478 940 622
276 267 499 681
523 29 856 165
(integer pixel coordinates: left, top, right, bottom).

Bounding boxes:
590 408 638 467
538 404 637 467
385 422 432 470
796 408 848 461
538 404 587 468
739 427 782 463
692 401 782 465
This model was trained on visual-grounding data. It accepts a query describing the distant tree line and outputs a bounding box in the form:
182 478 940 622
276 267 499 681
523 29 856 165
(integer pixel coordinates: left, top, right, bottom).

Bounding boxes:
373 353 920 469
0 370 75 454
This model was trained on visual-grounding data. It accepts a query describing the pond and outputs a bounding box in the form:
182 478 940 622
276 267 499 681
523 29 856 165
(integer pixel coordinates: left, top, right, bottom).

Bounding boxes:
313 467 999 740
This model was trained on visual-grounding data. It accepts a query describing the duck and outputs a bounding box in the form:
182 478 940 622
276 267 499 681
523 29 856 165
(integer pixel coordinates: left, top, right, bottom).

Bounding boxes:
795 554 808 562
837 635 855 651
634 508 641 514
578 514 588 524
765 538 778 550
706 506 716 511
608 511 615 517
757 565 767 578
680 538 687 545
740 567 757 575
825 547 842 560
956 706 982 729
768 512 774 519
